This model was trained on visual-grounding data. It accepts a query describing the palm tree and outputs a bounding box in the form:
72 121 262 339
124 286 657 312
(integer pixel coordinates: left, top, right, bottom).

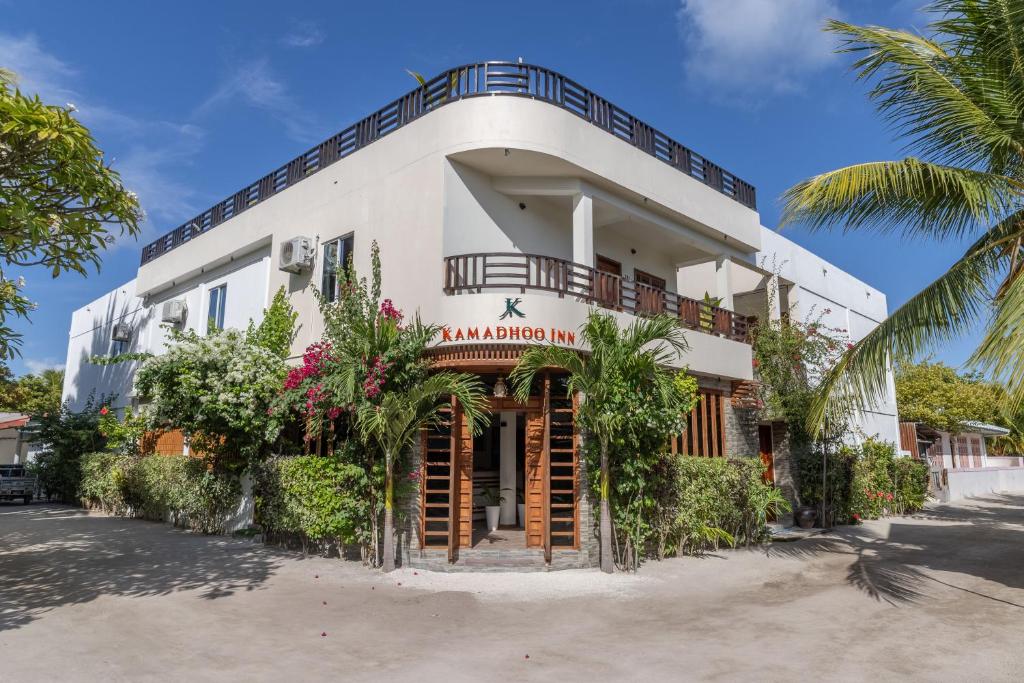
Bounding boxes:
356 372 488 572
508 311 688 573
781 1 1024 434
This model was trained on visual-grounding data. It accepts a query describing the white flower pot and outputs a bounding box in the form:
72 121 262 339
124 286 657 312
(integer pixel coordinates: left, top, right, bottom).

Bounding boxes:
485 506 501 532
518 503 526 528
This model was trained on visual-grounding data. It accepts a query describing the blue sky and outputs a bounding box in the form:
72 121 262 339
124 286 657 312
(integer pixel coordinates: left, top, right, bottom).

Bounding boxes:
1 0 977 377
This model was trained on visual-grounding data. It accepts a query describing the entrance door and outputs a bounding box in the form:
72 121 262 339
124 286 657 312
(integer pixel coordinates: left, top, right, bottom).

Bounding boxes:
758 425 775 485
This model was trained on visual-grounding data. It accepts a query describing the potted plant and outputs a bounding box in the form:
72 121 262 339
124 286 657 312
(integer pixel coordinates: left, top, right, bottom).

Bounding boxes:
482 487 506 532
517 491 525 529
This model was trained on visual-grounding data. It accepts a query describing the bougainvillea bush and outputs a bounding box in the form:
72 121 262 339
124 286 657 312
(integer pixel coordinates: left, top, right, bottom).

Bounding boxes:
131 287 297 470
268 242 442 567
749 305 850 444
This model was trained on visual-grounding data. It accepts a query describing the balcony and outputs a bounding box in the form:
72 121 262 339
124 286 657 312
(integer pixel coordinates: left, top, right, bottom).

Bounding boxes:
443 253 752 343
139 61 756 266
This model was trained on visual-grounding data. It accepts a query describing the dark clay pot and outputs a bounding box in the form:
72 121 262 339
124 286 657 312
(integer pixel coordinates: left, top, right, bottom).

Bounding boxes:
795 506 818 529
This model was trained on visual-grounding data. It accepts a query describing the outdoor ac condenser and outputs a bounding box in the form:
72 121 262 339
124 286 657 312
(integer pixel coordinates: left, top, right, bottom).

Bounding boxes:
111 322 132 342
279 237 314 273
161 299 187 324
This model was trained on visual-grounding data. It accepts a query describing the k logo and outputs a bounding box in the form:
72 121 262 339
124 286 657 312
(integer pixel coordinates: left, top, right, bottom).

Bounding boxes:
499 297 525 320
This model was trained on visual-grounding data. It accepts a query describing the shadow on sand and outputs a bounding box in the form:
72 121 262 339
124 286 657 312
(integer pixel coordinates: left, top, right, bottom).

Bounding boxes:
767 493 1024 607
0 504 288 632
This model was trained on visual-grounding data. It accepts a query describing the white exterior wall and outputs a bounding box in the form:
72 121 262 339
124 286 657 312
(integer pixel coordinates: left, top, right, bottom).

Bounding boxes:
62 92 906 411
62 249 271 411
754 228 900 445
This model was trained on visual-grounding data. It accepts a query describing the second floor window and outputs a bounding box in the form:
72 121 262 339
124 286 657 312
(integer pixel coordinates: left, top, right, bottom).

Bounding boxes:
321 234 354 303
207 285 226 332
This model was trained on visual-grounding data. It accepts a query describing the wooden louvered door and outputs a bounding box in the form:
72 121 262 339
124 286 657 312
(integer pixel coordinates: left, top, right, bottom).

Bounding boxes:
548 386 578 552
525 410 546 548
420 406 455 554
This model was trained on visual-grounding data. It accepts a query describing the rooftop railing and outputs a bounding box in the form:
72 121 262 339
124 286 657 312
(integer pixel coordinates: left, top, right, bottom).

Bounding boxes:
443 252 753 343
140 61 757 266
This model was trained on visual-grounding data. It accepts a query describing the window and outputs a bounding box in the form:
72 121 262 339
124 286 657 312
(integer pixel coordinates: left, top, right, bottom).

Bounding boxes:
207 285 226 332
321 234 354 303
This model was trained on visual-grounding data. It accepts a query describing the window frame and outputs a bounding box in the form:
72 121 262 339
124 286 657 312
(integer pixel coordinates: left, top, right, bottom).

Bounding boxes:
321 233 355 303
207 284 227 333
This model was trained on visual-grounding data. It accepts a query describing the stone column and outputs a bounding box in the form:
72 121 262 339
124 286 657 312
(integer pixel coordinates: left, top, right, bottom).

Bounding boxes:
499 411 517 525
716 255 734 311
572 193 594 268
767 273 782 321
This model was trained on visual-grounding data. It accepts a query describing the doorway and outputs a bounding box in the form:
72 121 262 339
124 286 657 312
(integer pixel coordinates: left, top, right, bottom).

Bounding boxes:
471 412 527 548
758 425 775 484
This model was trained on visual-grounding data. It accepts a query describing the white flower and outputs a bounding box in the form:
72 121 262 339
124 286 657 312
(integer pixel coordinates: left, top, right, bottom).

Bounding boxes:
66 102 78 112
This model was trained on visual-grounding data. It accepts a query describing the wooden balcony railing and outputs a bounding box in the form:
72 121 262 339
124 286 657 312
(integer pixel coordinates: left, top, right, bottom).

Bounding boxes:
443 253 752 343
140 61 756 266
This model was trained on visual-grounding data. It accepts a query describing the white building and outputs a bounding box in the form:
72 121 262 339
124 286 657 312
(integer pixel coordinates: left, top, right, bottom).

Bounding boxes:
61 62 899 566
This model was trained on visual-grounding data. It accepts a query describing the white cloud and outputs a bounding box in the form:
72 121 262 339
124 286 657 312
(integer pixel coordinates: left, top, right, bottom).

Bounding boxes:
677 0 842 102
282 21 325 48
23 357 64 375
0 32 205 246
196 58 319 143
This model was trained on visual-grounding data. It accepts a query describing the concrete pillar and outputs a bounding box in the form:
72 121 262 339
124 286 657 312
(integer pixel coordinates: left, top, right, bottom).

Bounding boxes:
767 273 782 321
499 411 517 525
716 255 734 311
572 193 594 268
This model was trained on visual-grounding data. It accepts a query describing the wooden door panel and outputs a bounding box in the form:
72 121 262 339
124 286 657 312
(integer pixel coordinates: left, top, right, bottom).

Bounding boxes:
456 408 474 549
525 411 545 548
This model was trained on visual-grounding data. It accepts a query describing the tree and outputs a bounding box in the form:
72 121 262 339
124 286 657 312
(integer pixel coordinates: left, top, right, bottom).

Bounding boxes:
356 372 488 572
780 1 1024 433
895 361 1003 433
509 311 693 573
0 368 64 416
0 69 141 359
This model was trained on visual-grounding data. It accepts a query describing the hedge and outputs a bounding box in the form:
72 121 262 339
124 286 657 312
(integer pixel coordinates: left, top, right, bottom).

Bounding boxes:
78 453 241 534
253 454 373 558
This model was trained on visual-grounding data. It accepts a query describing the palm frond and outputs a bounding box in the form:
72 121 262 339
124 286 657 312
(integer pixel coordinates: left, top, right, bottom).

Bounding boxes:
806 212 1019 434
827 19 1024 171
781 159 1018 240
509 345 584 402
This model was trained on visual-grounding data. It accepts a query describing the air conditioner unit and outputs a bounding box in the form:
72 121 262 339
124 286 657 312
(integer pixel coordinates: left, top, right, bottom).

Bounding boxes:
161 299 187 324
111 323 132 342
279 236 314 273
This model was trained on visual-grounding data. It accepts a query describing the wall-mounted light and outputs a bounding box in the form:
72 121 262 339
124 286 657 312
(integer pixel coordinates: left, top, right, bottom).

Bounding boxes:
493 376 508 399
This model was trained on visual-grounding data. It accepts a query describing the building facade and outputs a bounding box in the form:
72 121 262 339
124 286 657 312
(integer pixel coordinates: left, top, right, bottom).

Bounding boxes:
61 62 899 566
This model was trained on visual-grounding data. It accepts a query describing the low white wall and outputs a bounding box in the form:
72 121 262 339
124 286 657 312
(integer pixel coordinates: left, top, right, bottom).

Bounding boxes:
942 467 1024 502
987 456 1024 468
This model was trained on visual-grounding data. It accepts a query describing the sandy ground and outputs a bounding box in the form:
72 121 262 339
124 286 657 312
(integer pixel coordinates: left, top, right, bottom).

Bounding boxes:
1 496 1023 682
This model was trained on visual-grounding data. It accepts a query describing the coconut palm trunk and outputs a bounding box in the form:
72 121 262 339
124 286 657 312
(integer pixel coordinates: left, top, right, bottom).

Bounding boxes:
382 457 396 572
598 438 613 573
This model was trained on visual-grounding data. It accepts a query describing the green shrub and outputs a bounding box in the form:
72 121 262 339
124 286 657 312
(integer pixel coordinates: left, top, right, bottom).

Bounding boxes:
76 453 241 534
254 452 372 555
661 455 790 556
79 452 130 512
795 439 930 524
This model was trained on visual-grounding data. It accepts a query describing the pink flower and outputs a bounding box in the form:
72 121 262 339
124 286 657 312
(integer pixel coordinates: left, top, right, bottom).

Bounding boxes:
99 406 109 415
846 343 855 350
379 299 404 323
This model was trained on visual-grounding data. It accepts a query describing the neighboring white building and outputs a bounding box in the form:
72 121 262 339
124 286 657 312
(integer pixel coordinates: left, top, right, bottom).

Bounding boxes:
61 62 900 566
